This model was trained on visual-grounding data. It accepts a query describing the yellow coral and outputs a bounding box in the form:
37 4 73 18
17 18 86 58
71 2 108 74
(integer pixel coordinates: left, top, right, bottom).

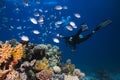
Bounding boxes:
11 43 25 62
0 41 13 63
34 57 49 71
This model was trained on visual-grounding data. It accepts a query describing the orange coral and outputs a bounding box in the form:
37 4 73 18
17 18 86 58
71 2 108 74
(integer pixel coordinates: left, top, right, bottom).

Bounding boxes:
10 43 25 67
11 43 25 62
0 41 13 63
0 41 25 67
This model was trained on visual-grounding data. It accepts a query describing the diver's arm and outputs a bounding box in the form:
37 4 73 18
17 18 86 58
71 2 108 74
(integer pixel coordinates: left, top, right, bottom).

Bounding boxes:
75 23 89 36
75 28 83 37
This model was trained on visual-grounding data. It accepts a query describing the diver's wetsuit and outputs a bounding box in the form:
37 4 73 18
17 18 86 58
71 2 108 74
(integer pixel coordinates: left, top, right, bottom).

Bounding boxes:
63 19 112 49
64 28 93 49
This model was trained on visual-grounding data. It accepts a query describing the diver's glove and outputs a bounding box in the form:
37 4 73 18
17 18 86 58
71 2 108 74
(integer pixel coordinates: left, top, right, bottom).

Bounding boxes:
94 19 112 32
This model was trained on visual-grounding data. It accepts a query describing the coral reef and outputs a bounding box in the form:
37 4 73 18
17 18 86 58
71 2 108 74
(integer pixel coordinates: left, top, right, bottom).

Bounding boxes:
0 40 119 80
0 40 85 80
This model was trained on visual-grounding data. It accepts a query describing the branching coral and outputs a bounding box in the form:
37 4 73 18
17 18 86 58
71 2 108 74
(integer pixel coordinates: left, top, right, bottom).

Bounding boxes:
0 41 25 68
0 41 13 63
11 43 25 62
9 43 25 67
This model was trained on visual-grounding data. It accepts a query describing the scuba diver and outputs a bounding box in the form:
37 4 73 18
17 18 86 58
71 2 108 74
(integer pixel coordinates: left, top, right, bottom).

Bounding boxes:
59 19 112 51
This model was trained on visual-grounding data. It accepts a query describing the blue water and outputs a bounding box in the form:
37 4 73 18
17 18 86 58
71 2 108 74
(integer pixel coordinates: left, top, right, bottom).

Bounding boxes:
0 0 120 72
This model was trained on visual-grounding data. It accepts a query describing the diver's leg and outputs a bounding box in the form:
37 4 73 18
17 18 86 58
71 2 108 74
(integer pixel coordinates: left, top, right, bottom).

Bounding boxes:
94 19 112 32
80 19 112 42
